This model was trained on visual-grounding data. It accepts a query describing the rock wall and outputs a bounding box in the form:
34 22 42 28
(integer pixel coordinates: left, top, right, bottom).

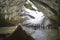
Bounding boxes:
0 0 26 26
38 0 60 16
30 0 60 25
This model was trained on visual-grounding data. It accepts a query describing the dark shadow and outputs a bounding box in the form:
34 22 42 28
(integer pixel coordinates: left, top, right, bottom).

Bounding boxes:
4 25 34 40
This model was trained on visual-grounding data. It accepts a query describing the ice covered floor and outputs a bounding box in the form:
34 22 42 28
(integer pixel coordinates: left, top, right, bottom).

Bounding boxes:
21 6 46 40
22 26 47 40
22 26 57 40
20 0 57 40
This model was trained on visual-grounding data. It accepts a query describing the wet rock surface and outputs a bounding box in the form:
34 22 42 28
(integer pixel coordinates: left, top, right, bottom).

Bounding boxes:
0 0 60 40
22 26 59 40
30 0 60 24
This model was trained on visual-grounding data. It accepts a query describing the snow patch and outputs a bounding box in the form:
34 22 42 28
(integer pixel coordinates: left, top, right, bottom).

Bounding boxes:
22 6 45 24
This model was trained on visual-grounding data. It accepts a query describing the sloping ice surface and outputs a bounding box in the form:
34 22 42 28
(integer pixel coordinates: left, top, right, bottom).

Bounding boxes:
21 0 57 40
